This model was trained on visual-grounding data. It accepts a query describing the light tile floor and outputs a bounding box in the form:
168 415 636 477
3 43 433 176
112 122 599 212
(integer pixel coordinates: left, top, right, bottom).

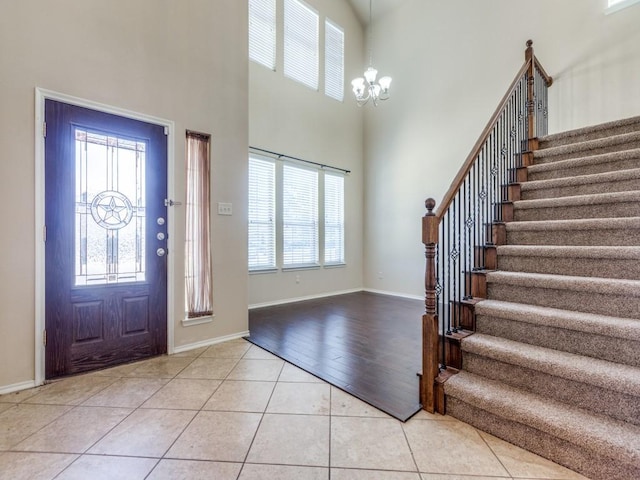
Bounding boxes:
0 338 589 480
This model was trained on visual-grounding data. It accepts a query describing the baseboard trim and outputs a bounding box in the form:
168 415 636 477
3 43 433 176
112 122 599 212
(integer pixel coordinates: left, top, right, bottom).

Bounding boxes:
0 379 37 396
248 288 364 310
172 330 250 354
363 288 423 301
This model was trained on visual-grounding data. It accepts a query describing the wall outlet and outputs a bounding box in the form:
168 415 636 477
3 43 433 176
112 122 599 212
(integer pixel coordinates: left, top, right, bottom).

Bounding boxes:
217 202 232 215
377 271 383 279
295 274 300 284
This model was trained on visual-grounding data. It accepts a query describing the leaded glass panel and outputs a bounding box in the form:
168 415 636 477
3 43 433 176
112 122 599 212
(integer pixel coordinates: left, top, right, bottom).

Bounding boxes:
74 129 146 285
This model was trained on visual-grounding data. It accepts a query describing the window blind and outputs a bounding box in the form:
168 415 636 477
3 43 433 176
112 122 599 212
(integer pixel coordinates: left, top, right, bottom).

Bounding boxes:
325 19 344 101
606 0 640 11
284 0 319 90
248 156 276 270
324 173 345 264
283 164 319 266
249 0 276 70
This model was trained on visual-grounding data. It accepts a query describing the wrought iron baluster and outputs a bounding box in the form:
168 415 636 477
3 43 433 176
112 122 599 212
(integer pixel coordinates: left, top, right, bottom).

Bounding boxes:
464 174 472 300
437 225 444 368
451 196 458 333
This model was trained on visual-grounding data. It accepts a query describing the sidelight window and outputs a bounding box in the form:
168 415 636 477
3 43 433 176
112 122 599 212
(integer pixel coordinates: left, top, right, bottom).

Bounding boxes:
185 132 214 319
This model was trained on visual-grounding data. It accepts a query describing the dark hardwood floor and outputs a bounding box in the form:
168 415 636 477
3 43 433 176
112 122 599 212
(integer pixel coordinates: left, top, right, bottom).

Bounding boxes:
247 291 423 421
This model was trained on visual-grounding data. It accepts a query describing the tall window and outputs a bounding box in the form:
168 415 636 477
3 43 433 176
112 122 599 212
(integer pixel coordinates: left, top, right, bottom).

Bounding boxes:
249 0 276 69
283 165 319 266
324 173 345 264
284 0 319 90
248 156 276 270
248 156 345 271
325 19 344 101
606 0 640 11
185 132 213 318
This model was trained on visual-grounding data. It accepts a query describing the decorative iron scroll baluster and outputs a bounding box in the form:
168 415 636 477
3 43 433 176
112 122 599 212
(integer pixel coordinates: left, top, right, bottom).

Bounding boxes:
421 40 552 414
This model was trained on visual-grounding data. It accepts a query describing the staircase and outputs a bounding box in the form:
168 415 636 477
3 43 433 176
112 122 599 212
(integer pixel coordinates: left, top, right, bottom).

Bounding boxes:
443 116 640 480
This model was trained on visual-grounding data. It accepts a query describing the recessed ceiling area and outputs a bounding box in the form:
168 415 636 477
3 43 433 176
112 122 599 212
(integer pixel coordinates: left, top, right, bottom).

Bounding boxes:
347 0 408 25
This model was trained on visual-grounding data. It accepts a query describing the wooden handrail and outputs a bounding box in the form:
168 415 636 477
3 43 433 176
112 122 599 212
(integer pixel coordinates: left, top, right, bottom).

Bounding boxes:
434 40 552 219
534 58 553 87
421 40 553 414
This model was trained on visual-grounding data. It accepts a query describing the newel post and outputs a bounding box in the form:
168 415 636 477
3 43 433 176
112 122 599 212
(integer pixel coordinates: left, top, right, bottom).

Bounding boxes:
421 198 439 413
525 39 537 148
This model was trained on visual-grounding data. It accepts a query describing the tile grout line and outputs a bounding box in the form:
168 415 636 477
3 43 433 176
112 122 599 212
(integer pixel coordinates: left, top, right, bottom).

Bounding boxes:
49 353 201 478
400 418 422 476
475 429 517 480
145 340 251 478
235 343 285 479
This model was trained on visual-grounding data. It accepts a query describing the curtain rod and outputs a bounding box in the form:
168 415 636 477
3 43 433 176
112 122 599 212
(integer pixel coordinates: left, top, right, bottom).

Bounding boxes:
186 130 211 140
249 146 351 174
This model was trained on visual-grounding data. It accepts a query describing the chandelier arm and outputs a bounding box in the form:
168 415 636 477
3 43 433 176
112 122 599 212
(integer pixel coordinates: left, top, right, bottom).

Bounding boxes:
351 0 391 107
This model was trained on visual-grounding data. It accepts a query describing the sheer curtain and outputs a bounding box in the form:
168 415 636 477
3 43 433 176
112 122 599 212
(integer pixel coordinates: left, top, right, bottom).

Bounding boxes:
185 132 213 318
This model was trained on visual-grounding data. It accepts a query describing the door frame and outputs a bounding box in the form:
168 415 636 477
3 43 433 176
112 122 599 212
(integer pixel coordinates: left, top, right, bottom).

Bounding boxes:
34 88 176 385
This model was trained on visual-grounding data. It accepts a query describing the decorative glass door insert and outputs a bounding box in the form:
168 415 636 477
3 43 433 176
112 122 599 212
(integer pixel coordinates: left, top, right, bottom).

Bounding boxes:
74 128 146 285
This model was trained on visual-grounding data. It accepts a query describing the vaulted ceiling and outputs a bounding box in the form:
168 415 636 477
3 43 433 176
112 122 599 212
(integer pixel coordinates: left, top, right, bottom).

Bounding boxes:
347 0 407 25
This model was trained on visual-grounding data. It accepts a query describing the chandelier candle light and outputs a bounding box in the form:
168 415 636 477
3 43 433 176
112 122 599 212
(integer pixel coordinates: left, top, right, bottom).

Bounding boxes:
351 0 392 106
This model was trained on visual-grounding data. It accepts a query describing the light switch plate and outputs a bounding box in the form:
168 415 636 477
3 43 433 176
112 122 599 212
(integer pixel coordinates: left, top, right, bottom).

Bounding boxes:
217 202 233 215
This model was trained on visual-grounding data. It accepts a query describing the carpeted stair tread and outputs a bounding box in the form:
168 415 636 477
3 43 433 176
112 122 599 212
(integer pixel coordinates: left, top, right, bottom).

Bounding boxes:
539 115 640 147
505 217 640 246
504 217 640 246
445 371 640 466
495 245 640 279
514 190 640 210
527 148 640 181
486 271 640 318
474 299 640 368
520 167 640 195
513 191 640 221
506 216 640 232
461 333 640 396
486 270 640 297
475 299 640 342
534 131 640 162
496 245 640 260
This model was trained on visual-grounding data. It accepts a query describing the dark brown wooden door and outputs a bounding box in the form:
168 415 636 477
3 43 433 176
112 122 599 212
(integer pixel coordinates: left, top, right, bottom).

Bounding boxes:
45 100 168 378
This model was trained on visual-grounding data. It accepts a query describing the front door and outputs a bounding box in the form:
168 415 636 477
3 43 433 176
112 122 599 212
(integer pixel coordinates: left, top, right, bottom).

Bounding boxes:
45 100 168 378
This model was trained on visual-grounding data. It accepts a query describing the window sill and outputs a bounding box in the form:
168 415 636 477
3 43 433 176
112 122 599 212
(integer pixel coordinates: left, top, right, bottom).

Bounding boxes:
282 264 321 272
324 262 346 269
605 0 640 14
249 268 279 275
182 314 214 327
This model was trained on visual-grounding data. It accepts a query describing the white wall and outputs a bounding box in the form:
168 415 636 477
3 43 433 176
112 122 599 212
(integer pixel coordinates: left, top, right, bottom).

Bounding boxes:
363 0 640 297
248 0 365 306
0 0 248 390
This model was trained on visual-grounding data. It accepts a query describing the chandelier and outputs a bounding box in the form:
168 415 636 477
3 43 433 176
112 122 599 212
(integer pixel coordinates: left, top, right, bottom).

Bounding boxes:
351 0 392 106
